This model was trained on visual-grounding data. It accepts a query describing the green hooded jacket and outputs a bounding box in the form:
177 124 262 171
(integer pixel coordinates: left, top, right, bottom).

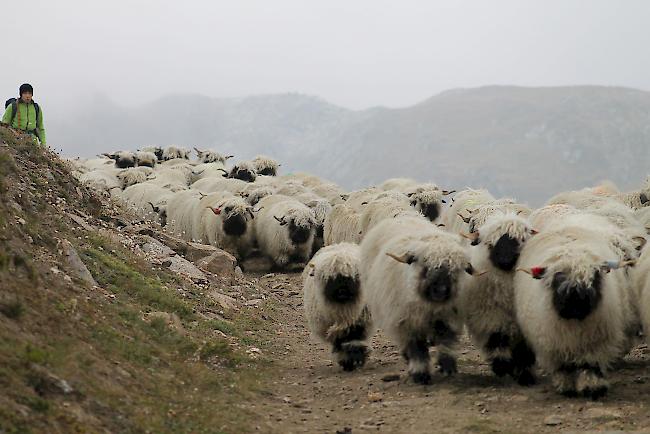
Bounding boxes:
1 100 46 145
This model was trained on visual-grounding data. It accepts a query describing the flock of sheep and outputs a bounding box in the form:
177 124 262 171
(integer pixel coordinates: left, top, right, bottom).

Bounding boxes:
70 145 650 400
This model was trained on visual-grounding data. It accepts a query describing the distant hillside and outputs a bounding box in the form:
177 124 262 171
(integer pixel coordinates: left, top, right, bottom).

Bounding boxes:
52 86 650 205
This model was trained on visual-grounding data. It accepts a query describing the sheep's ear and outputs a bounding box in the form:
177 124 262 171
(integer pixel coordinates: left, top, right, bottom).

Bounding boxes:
103 153 117 160
225 155 235 160
460 231 479 243
517 266 546 279
385 252 415 264
530 229 539 235
274 216 287 226
207 206 221 215
457 213 471 224
442 189 456 196
602 259 636 272
437 223 445 228
633 236 647 251
340 194 349 201
465 264 487 276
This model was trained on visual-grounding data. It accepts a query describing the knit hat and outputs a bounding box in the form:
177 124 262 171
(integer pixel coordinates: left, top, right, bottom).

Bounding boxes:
19 83 33 96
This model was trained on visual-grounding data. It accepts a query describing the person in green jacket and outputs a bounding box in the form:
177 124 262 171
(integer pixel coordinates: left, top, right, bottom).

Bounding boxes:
1 83 46 146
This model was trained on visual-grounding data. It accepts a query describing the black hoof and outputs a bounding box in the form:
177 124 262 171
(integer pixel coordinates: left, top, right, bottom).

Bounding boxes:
560 389 578 398
338 344 368 372
583 386 608 401
515 369 536 387
491 357 513 377
438 354 457 376
411 371 432 385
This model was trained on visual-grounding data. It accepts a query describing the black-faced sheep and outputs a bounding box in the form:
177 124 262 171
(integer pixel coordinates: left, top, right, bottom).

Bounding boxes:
360 215 477 384
254 194 316 269
103 151 137 169
252 155 280 177
303 243 370 371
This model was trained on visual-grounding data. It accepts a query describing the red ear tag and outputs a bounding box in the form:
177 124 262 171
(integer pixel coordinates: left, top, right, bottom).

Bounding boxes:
531 267 545 279
211 207 221 215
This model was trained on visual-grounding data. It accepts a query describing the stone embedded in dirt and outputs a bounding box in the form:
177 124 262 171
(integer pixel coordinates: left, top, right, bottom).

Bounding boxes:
367 392 383 403
584 408 623 420
544 415 563 426
336 428 352 434
196 250 237 276
184 242 219 262
208 291 239 311
380 374 400 382
59 239 98 287
167 256 207 283
29 365 75 396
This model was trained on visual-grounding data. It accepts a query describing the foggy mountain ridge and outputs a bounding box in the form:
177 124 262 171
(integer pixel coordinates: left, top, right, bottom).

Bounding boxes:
53 85 650 205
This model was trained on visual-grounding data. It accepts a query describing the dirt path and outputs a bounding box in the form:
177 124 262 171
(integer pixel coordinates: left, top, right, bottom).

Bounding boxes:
245 272 650 434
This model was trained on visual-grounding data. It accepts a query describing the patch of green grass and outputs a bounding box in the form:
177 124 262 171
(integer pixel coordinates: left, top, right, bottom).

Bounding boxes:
204 319 237 336
80 242 193 320
22 345 51 365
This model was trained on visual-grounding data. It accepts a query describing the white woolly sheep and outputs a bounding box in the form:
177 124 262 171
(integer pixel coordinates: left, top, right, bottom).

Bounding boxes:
459 213 538 385
252 155 280 177
633 246 650 345
303 243 370 371
190 162 228 183
358 193 418 236
162 146 191 161
239 184 276 206
360 215 477 384
166 190 205 240
528 204 582 232
103 151 137 169
140 146 164 161
117 166 154 189
135 151 158 168
145 166 193 191
254 194 316 269
119 183 174 226
78 169 122 196
194 147 233 164
514 220 637 398
324 204 363 245
444 188 495 234
192 192 256 260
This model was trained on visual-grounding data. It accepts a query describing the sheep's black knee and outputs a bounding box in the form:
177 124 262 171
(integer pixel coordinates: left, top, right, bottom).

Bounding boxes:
337 342 368 372
491 357 513 377
511 339 535 369
438 353 457 376
486 332 510 351
404 339 431 384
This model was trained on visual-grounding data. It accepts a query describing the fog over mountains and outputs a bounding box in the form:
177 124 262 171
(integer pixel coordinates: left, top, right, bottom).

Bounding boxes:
53 86 650 205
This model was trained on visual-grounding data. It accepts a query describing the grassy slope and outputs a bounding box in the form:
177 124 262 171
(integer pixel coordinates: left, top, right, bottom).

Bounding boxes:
0 126 274 433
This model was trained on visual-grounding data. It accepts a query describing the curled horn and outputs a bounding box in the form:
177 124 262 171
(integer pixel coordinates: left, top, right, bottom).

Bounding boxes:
457 213 471 224
516 266 546 279
385 252 413 264
198 192 207 198
251 207 264 213
602 259 636 271
441 189 456 196
224 155 235 160
207 206 221 215
633 236 647 251
437 223 445 227
148 202 160 213
459 232 479 242
193 147 203 154
274 216 287 225
248 209 255 219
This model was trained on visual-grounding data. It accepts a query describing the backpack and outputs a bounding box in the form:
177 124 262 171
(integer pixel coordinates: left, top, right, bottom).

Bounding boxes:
4 98 40 129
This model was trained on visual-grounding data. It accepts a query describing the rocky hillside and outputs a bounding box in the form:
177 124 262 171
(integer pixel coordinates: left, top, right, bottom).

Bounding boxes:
52 86 650 205
0 125 282 433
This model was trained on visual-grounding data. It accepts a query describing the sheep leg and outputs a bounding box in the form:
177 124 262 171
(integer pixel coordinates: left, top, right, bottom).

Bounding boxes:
510 339 536 386
402 339 432 385
433 320 458 376
485 331 513 377
576 365 608 400
331 320 370 372
553 364 578 397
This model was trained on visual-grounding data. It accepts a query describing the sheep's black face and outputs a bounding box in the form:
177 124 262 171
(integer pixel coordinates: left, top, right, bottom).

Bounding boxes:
641 193 649 205
258 167 276 176
551 271 602 320
315 224 324 239
420 202 440 222
489 234 520 271
289 221 311 245
419 265 454 302
154 148 164 161
324 274 360 304
115 157 135 169
231 168 256 183
223 212 247 236
159 209 168 227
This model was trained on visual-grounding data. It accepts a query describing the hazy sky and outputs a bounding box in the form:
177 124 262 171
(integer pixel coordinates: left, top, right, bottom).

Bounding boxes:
3 0 650 110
